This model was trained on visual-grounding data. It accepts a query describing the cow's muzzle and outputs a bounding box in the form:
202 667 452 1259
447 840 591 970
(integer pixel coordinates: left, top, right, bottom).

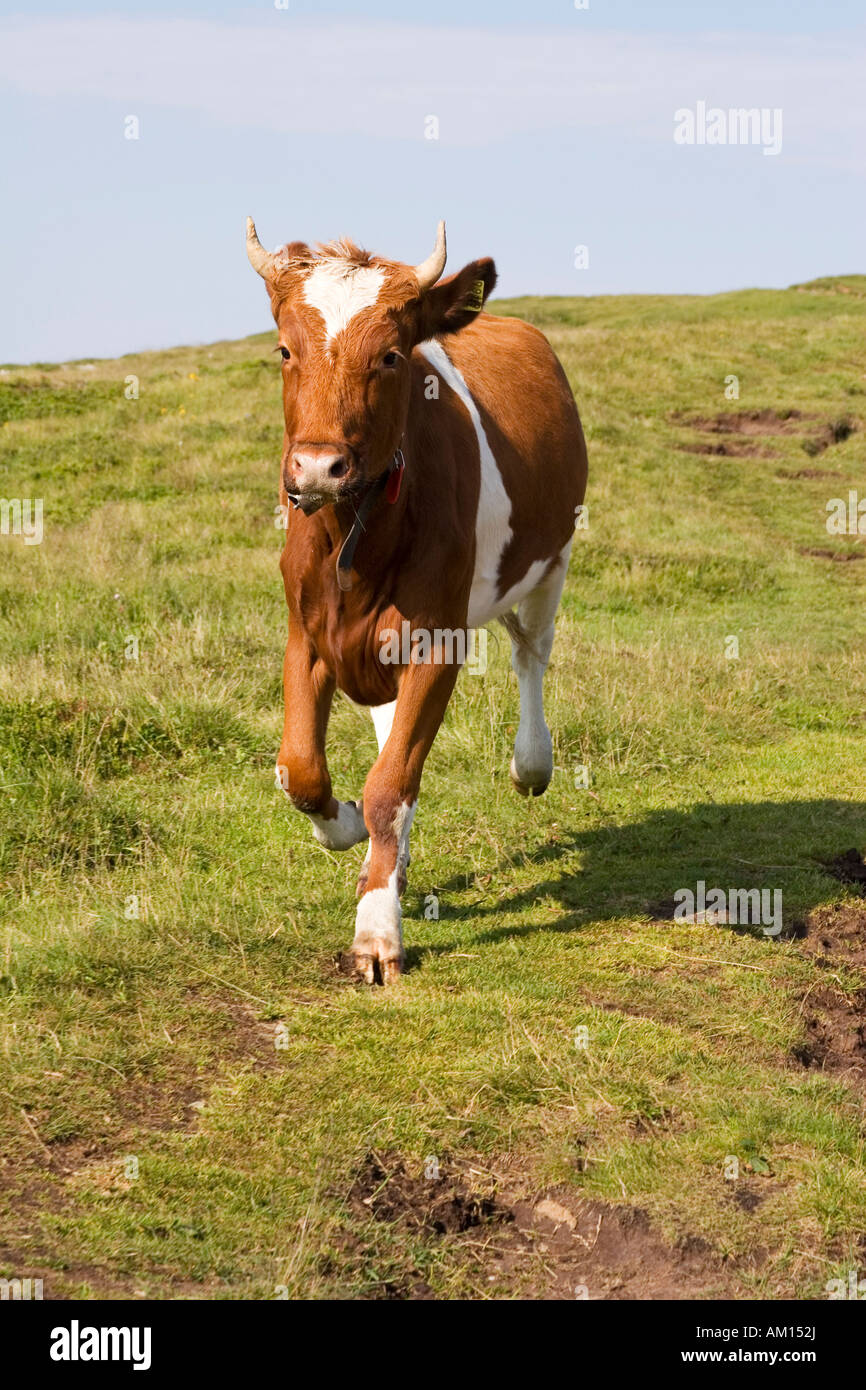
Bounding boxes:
284 444 357 515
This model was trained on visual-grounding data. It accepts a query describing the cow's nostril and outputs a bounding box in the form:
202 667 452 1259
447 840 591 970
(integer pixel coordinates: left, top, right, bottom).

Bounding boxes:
329 458 349 479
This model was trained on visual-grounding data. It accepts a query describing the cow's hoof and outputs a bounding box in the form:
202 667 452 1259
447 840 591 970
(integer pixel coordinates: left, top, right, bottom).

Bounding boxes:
310 799 368 850
509 757 550 798
352 889 403 984
349 946 403 986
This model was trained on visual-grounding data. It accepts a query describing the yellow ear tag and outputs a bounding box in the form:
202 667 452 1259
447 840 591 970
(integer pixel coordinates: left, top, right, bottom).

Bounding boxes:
466 278 486 313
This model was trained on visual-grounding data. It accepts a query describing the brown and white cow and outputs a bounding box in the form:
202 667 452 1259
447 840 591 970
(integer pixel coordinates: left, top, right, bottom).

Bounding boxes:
246 218 588 983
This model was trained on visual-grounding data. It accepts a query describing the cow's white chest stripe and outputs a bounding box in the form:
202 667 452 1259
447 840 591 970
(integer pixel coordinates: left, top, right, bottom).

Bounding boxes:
302 261 385 344
419 338 513 627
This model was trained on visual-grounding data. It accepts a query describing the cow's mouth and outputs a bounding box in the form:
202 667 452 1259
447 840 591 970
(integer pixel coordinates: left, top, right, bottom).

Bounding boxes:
287 491 328 517
286 476 368 517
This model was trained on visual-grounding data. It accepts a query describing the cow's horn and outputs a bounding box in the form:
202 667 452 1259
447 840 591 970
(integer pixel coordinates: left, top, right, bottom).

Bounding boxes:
413 220 447 291
246 216 276 279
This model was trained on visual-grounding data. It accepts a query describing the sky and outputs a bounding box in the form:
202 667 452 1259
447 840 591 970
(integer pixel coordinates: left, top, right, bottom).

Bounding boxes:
1 0 864 363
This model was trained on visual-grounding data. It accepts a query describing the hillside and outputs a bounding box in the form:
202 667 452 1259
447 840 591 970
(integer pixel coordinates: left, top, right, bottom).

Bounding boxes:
1 282 865 1299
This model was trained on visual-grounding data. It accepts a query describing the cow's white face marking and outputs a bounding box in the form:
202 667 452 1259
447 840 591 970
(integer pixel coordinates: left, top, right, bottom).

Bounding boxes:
302 261 385 344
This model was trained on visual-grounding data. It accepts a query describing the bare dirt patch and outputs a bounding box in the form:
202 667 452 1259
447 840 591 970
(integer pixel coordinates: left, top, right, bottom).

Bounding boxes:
822 850 866 893
677 409 812 436
673 410 855 460
776 467 844 481
0 989 288 1298
802 901 866 968
6 988 285 1183
0 1241 140 1301
677 440 776 458
347 1151 510 1237
792 983 866 1089
789 898 866 1090
800 545 865 562
341 1153 749 1300
731 1184 768 1213
802 419 856 455
478 1187 748 1299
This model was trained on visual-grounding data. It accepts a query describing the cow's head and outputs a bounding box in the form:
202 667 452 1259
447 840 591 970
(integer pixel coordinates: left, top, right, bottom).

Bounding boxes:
247 219 496 515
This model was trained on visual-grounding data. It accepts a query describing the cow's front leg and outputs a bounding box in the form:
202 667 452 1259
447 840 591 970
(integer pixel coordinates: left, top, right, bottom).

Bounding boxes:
351 662 459 984
357 701 401 896
275 626 368 850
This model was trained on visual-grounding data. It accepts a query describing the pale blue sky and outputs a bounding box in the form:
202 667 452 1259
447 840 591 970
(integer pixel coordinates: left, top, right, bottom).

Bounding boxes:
1 0 864 363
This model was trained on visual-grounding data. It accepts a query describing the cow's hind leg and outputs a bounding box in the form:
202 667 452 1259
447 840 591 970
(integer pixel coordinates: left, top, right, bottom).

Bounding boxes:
507 541 571 797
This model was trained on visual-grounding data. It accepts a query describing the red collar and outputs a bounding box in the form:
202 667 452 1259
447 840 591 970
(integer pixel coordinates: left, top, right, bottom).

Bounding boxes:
385 450 405 504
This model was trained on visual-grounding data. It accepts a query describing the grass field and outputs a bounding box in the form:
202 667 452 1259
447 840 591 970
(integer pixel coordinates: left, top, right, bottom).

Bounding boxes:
1 277 865 1300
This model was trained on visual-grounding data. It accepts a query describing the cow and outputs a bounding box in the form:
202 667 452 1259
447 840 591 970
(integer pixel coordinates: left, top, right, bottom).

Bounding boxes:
246 218 588 983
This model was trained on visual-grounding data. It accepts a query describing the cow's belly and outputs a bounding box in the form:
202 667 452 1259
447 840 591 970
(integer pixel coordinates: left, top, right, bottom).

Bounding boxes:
419 338 552 629
468 557 549 627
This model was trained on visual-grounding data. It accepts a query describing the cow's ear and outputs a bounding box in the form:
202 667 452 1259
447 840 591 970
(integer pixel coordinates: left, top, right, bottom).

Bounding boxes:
415 258 497 339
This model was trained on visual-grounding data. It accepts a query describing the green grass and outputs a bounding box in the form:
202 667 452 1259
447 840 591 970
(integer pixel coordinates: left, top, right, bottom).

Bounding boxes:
1 278 865 1300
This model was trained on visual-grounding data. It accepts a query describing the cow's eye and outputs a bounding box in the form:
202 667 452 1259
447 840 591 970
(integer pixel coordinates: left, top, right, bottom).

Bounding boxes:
280 346 291 361
382 351 399 368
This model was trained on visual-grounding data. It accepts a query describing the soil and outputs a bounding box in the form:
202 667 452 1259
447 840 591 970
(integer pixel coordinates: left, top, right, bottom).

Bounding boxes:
672 409 855 459
791 983 866 1089
731 1185 767 1213
790 898 866 1089
823 850 866 891
347 1151 511 1237
677 409 812 435
0 988 288 1299
776 467 843 480
677 440 776 458
800 546 864 562
489 1189 745 1300
646 884 866 1097
343 1153 749 1300
802 901 866 965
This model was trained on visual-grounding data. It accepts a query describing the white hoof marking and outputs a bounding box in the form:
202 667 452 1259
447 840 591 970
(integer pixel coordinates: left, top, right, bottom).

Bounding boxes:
310 800 368 850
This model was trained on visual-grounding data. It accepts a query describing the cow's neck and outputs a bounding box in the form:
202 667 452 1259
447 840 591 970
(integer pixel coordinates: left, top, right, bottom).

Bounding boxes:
314 447 409 590
334 450 404 591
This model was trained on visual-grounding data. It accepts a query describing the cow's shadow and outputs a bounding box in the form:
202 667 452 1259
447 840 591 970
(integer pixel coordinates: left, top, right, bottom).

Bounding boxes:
403 796 866 968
